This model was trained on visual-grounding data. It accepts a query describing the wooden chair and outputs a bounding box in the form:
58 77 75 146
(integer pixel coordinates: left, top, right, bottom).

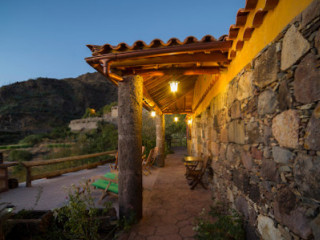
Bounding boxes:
109 151 118 172
111 146 145 173
142 148 154 175
91 172 118 202
187 155 211 190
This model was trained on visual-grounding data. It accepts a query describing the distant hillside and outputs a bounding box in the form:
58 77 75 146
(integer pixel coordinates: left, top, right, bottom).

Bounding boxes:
0 72 117 142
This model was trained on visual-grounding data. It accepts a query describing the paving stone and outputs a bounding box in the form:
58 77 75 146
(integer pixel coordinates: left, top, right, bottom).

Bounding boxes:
272 146 295 164
228 120 245 144
138 225 156 237
272 110 300 149
163 234 182 240
301 0 320 28
147 236 163 240
179 225 195 238
294 153 320 201
253 44 278 88
294 53 320 104
281 25 310 71
278 80 292 111
304 103 320 151
257 215 283 240
237 71 254 100
176 219 192 228
258 89 278 115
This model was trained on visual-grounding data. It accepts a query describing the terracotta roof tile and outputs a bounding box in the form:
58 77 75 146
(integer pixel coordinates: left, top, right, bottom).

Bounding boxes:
87 35 222 56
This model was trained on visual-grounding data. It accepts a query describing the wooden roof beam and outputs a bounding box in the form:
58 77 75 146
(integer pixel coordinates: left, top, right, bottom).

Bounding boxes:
162 89 194 111
143 86 162 115
123 67 220 76
109 52 228 68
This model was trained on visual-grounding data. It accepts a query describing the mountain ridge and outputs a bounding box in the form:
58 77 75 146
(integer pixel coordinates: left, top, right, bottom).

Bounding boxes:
0 72 117 143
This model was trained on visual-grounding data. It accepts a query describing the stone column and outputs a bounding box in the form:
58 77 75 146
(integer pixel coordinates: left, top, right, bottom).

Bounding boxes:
155 114 165 167
118 75 143 220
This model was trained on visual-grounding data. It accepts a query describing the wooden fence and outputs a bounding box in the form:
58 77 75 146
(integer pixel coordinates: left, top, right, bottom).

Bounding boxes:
22 150 117 187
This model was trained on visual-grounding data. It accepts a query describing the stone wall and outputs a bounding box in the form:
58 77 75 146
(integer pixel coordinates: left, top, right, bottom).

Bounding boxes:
190 2 320 239
69 106 119 132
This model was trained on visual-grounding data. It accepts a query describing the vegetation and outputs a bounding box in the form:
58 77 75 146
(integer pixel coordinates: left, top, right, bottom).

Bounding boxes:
142 110 156 156
8 150 32 162
50 181 113 240
194 201 245 240
0 144 32 150
99 101 117 115
19 134 45 146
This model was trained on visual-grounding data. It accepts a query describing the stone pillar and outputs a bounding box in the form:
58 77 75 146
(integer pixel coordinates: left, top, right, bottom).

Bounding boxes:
118 75 143 220
155 114 165 167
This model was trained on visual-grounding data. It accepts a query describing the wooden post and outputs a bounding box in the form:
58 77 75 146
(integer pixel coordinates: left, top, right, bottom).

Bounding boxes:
155 114 165 167
26 167 32 187
118 75 143 221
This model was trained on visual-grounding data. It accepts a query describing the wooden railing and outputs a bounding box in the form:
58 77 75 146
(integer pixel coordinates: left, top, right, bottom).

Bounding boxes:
22 150 117 187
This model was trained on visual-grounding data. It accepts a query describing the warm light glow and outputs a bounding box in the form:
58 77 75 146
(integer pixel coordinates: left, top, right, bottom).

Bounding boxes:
188 119 192 125
174 117 179 122
151 111 156 117
169 81 179 92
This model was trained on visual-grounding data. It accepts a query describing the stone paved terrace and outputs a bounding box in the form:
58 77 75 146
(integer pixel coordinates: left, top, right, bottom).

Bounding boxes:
122 147 212 240
0 147 212 239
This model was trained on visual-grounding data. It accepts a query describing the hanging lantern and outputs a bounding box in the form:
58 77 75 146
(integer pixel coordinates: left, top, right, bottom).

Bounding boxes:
174 116 179 122
151 111 156 117
169 81 179 93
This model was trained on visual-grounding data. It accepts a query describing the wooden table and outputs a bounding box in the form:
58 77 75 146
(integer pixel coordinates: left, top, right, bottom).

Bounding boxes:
183 156 203 163
0 162 18 193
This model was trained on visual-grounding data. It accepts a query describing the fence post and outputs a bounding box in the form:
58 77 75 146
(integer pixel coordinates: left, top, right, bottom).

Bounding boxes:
26 167 32 187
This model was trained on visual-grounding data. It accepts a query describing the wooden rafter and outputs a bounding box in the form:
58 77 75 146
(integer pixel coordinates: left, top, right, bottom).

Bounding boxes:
110 52 228 68
162 89 194 111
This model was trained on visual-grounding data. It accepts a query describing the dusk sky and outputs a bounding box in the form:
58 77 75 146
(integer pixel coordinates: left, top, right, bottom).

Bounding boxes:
0 0 243 86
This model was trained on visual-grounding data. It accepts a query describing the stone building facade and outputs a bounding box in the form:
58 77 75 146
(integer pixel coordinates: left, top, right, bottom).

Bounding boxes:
189 2 320 239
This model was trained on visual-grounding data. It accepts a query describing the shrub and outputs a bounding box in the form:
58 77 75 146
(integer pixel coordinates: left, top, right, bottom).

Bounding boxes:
194 201 245 240
100 102 117 115
45 126 72 139
52 181 113 240
19 134 44 146
8 150 32 162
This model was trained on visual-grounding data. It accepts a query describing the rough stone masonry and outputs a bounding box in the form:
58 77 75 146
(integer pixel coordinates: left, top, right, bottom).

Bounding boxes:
190 1 320 239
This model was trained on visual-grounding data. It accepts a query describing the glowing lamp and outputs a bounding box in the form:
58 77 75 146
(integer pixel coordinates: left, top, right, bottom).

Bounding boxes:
174 117 179 122
151 111 156 117
169 81 179 92
188 119 192 125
